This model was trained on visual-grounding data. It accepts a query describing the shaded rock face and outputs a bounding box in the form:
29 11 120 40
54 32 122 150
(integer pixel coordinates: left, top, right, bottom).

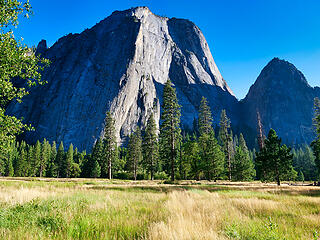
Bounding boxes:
7 7 237 151
241 58 319 145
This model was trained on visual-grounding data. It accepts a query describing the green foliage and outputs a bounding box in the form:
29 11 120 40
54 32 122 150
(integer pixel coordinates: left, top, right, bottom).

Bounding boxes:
91 160 101 178
127 127 142 180
65 144 74 178
159 80 181 181
142 113 159 180
0 0 49 157
47 141 57 177
182 134 201 180
311 97 320 180
256 129 294 185
198 96 213 135
102 112 117 179
199 131 225 181
219 109 233 180
232 134 256 181
297 170 305 182
56 142 65 178
292 145 317 181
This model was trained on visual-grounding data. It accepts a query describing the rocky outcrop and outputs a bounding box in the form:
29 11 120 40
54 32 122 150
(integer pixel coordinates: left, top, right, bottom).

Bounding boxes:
7 7 237 151
241 58 320 145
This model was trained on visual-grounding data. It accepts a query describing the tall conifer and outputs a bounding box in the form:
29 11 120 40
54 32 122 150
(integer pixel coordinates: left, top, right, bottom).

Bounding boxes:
102 112 117 179
142 114 159 180
159 80 181 181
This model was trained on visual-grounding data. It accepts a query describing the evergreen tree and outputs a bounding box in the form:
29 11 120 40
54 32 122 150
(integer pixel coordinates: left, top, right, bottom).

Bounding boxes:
232 134 256 181
199 131 225 181
256 129 294 185
70 162 81 178
15 141 28 177
297 170 305 182
56 142 65 177
127 127 142 180
142 114 159 180
159 80 181 181
311 97 320 180
102 112 117 179
47 141 58 177
91 138 104 171
183 134 201 180
31 140 41 176
198 96 213 135
65 144 74 178
219 110 232 180
292 145 317 181
39 139 50 177
91 159 101 178
27 145 34 176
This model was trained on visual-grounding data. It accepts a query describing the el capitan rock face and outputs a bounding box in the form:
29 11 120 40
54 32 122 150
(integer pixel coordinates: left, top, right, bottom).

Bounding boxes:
7 7 238 151
241 58 319 145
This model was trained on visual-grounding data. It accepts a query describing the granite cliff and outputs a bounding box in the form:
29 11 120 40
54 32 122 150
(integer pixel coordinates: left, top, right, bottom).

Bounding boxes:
7 7 238 151
241 58 320 145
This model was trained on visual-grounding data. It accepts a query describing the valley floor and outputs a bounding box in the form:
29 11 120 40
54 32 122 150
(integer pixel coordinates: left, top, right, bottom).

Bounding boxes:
0 178 319 240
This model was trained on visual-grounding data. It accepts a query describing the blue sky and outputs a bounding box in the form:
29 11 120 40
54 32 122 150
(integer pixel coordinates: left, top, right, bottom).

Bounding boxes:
15 0 320 99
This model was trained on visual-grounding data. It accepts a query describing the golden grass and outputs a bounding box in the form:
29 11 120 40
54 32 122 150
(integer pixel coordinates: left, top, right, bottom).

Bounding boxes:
0 178 319 239
149 190 226 240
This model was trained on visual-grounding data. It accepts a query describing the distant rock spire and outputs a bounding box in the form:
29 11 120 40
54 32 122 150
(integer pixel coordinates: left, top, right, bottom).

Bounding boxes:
35 39 47 56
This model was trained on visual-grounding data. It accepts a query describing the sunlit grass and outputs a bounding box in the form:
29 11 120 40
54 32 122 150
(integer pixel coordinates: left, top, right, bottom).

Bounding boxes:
0 178 319 239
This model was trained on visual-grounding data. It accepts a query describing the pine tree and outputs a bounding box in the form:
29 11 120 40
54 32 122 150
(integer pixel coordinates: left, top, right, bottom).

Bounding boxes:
39 139 50 177
292 145 317 181
47 141 58 177
183 134 201 180
311 97 320 181
91 159 101 178
219 110 232 180
56 142 65 177
256 129 294 185
198 96 213 135
199 131 225 181
65 144 74 178
15 141 28 177
91 138 104 171
297 170 305 182
128 127 142 180
142 114 159 180
32 140 41 176
232 134 256 181
27 145 34 176
102 112 117 179
159 80 181 181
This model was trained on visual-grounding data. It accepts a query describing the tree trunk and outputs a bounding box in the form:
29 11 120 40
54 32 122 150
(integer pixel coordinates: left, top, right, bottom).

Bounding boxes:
108 159 112 180
151 156 154 181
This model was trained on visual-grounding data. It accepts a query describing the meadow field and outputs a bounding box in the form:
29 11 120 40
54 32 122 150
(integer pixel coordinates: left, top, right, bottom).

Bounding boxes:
0 178 319 240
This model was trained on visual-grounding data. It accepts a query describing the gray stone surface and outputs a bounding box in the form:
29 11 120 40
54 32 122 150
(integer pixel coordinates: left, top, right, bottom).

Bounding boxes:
241 57 320 145
7 7 237 151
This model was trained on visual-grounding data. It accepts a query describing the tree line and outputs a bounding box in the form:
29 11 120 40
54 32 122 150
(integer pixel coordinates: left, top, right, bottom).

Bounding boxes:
1 80 319 185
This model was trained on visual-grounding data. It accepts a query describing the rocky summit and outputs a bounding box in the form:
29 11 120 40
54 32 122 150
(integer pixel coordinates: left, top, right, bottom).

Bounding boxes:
7 7 238 151
241 58 320 145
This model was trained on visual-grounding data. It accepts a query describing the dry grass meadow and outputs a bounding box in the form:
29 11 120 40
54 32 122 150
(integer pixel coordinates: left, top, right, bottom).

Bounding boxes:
0 178 319 239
